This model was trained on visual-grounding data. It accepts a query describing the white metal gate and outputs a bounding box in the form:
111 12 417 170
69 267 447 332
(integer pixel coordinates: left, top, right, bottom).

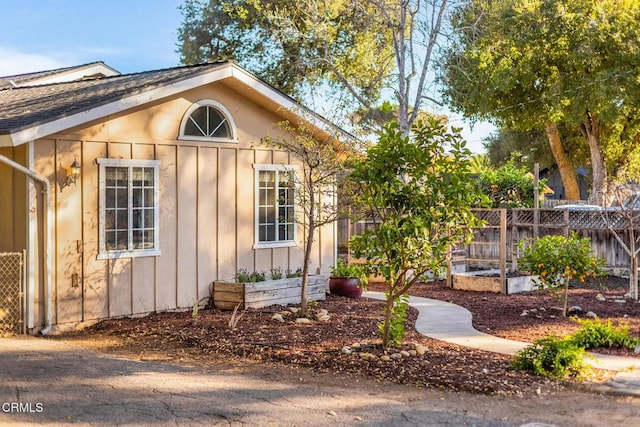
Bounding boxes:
0 251 25 336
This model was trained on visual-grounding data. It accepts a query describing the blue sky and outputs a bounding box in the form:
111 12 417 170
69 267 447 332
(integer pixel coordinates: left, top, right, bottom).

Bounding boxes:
0 0 494 151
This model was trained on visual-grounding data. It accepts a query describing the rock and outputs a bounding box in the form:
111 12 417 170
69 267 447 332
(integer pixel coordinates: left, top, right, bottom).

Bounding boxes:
615 299 627 304
400 350 411 358
380 355 391 362
408 350 417 357
520 310 529 317
295 317 311 324
529 308 538 314
270 313 284 322
316 308 329 317
328 410 337 417
289 307 299 314
351 342 361 349
341 346 352 355
567 306 583 315
538 307 546 312
390 353 402 360
317 315 331 322
415 345 427 355
586 311 598 319
635 344 640 354
596 293 606 302
279 310 292 316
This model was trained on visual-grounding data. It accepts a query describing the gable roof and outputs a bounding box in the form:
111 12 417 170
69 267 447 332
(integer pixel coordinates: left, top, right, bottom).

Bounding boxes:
0 61 119 90
0 61 350 147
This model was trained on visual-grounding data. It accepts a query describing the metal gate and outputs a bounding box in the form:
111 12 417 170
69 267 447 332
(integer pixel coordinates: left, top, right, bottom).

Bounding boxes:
0 251 25 336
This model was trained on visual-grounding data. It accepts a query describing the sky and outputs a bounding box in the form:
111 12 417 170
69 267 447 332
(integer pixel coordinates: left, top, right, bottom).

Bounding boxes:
0 0 494 152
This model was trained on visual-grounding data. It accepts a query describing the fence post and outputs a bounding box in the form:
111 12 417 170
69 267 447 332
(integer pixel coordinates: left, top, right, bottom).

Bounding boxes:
500 209 507 293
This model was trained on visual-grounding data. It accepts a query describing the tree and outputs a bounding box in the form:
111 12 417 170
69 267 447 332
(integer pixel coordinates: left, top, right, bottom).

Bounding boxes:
261 120 351 315
349 118 488 348
441 0 640 203
177 0 455 136
602 189 640 301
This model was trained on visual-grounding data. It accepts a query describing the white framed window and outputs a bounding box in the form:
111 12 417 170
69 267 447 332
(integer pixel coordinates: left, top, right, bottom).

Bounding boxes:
178 99 238 143
253 164 298 249
97 158 161 259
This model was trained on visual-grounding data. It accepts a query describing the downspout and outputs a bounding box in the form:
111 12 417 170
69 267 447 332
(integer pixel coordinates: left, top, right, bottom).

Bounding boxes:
0 154 52 335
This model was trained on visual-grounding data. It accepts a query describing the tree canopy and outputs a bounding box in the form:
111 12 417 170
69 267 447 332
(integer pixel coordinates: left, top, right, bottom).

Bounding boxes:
177 0 454 136
441 0 640 202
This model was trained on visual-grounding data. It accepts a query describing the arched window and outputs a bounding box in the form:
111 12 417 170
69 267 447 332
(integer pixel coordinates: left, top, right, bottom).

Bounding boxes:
179 100 237 142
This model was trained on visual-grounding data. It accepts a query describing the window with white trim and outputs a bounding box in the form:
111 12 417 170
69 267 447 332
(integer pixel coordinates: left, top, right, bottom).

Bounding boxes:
97 158 160 259
179 99 237 142
254 164 297 248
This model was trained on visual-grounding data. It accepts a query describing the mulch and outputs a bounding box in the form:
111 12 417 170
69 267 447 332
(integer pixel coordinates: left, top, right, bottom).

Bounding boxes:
64 275 639 396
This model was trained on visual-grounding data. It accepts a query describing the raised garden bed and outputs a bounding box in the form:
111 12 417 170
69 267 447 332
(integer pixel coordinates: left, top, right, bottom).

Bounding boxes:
452 269 538 294
212 276 327 310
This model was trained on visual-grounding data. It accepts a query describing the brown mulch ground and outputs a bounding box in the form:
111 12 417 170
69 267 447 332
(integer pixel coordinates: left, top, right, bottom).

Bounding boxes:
62 275 640 397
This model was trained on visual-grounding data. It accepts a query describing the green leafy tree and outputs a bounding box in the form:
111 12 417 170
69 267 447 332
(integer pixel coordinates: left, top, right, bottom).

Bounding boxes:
477 160 545 208
349 118 488 348
177 0 453 136
262 120 351 316
518 233 605 316
441 0 640 204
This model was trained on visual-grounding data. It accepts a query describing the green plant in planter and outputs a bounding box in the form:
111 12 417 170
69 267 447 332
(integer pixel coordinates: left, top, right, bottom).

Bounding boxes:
518 232 605 316
235 269 266 283
270 267 283 280
331 260 368 287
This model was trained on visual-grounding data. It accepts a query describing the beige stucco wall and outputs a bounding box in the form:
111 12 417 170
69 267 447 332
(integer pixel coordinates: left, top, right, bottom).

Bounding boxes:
27 82 336 330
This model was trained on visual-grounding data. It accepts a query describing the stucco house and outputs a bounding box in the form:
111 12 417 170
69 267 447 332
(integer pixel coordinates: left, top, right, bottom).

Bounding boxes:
0 61 343 335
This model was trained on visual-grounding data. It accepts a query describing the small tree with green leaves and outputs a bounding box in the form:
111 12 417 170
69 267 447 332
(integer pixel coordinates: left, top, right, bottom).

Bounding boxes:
518 232 605 316
262 119 351 316
349 118 488 348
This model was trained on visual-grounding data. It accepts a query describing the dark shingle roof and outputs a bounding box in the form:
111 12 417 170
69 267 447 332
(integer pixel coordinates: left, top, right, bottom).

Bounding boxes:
0 62 229 134
0 61 117 90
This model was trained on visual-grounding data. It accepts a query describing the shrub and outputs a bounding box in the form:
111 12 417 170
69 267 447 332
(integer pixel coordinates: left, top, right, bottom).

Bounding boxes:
511 336 590 379
379 294 410 347
518 232 605 315
270 267 283 280
331 259 368 289
285 268 303 278
569 318 639 350
477 160 545 208
235 269 266 283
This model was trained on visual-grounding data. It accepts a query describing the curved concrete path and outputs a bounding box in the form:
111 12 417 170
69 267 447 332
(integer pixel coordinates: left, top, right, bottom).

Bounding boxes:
365 291 640 396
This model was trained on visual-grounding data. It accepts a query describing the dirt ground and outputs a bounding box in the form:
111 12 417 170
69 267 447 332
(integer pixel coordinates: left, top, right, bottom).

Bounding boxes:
57 276 640 425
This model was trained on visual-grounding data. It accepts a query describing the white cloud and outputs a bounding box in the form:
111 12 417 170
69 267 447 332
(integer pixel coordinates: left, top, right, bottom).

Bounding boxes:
0 48 72 76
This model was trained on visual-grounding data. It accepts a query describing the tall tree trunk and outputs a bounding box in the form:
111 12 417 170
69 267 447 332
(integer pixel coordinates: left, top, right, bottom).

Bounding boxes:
581 112 607 205
545 122 581 200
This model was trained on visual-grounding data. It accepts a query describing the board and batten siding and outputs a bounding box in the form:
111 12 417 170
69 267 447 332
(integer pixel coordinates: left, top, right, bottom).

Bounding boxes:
25 84 335 330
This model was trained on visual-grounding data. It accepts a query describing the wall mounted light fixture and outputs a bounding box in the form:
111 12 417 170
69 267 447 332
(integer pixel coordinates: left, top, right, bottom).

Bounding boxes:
65 158 81 187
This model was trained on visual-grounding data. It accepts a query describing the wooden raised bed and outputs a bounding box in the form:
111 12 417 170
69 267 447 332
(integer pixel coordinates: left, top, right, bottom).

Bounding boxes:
212 276 327 310
452 269 538 294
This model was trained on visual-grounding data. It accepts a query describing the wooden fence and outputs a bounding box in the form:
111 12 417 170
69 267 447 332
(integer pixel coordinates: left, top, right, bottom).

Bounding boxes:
344 208 639 274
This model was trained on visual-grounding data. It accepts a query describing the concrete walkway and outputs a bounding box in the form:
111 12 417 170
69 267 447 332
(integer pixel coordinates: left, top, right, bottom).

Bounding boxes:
364 291 640 397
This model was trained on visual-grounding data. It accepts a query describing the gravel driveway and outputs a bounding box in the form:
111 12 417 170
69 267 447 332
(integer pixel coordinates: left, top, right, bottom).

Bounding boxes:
1 336 638 426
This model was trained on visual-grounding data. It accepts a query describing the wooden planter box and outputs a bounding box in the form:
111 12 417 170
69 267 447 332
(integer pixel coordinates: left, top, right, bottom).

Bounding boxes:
452 269 538 294
212 276 327 310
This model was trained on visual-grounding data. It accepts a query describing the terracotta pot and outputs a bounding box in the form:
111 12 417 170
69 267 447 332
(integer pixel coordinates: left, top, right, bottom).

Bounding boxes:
329 277 363 298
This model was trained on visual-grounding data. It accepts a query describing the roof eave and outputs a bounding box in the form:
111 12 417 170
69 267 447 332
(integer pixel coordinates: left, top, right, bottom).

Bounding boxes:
6 62 354 147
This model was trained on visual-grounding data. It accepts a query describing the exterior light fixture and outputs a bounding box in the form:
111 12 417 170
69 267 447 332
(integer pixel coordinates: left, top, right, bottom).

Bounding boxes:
66 158 81 187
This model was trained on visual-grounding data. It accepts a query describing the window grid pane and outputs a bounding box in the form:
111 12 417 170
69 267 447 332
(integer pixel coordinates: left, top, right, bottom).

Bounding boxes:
258 169 295 243
103 164 157 253
184 105 231 139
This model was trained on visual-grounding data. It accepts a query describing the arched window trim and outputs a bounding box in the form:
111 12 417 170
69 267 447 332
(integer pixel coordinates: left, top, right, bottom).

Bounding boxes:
178 99 238 143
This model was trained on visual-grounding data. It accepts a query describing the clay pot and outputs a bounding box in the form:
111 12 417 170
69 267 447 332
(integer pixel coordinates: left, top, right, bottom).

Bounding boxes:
329 277 363 298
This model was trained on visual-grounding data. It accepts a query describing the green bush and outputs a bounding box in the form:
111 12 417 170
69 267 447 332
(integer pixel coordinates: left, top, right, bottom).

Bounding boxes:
285 268 303 278
518 232 605 316
477 160 545 208
569 318 639 350
235 269 266 283
511 336 589 379
379 294 409 347
270 267 283 280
